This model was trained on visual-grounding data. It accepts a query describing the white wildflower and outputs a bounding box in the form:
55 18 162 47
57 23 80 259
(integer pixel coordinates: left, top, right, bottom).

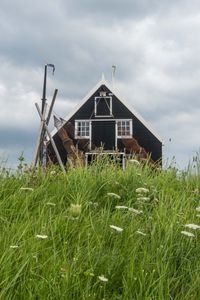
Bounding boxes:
60 268 67 273
50 170 56 175
128 208 143 214
181 231 195 237
10 245 19 249
115 205 128 210
193 188 199 194
185 224 200 230
69 204 82 218
109 225 123 232
36 234 48 239
196 214 200 218
68 216 79 220
129 159 140 166
196 207 200 212
20 187 34 191
73 257 78 262
136 187 149 194
136 230 146 236
88 202 98 207
107 193 121 199
46 202 56 206
98 275 108 282
137 197 150 201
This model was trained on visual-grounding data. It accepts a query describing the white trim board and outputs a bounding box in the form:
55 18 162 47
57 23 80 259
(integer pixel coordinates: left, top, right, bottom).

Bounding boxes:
73 118 132 122
50 77 163 143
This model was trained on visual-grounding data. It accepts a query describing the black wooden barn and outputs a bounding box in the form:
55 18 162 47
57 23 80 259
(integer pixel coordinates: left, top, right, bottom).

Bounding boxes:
47 76 162 165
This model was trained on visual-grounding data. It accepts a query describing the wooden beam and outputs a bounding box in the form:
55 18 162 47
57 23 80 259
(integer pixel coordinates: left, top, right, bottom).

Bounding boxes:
32 104 47 167
46 89 58 126
32 89 58 168
42 89 58 167
35 103 66 174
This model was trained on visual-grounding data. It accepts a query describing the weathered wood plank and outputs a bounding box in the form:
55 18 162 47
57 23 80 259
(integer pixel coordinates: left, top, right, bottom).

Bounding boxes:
35 103 66 174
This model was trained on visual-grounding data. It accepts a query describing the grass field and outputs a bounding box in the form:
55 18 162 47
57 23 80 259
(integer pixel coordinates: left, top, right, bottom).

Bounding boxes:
1 158 200 299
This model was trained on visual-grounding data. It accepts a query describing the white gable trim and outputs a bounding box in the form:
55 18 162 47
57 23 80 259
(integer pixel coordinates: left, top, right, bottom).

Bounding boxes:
50 78 163 143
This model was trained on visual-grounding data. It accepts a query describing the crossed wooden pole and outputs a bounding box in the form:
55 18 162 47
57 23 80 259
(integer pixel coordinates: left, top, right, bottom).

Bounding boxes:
32 89 66 174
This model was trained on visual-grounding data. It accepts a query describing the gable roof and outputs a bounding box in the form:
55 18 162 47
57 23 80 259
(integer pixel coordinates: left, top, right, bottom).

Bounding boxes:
50 77 163 143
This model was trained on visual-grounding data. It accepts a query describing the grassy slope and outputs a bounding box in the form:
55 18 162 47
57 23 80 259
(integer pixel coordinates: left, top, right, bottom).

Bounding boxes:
0 160 200 300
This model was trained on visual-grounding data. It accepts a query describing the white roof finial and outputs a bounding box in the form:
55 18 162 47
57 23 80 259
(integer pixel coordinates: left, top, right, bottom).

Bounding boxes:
112 65 116 87
101 72 105 81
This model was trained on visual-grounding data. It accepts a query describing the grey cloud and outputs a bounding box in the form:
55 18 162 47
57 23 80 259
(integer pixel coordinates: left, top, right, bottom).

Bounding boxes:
0 0 200 168
0 128 36 146
0 128 36 168
63 0 188 21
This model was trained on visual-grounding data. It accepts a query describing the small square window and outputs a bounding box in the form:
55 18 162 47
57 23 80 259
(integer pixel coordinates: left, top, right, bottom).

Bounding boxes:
75 121 90 138
117 120 132 138
100 91 107 97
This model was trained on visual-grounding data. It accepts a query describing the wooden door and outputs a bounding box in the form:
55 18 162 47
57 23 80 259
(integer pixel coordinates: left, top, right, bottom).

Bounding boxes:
92 121 115 150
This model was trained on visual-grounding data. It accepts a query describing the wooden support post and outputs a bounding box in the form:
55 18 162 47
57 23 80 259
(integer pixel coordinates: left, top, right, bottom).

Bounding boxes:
32 104 47 167
32 89 58 168
46 89 58 126
41 89 58 167
44 125 66 174
35 103 66 174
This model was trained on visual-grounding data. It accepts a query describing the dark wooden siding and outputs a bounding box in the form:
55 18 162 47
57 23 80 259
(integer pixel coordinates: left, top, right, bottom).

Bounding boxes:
68 84 162 162
49 84 162 163
47 134 68 165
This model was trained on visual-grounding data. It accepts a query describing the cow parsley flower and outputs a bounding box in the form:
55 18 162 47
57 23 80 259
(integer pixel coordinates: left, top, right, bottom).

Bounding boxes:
109 225 123 232
128 208 143 214
181 231 195 237
136 230 146 236
193 188 199 194
137 197 150 201
185 224 200 230
136 187 149 194
10 245 19 249
129 159 140 166
88 201 98 207
107 193 121 199
196 207 200 212
50 170 56 175
46 202 56 206
36 234 48 239
115 205 128 210
20 187 34 191
98 275 108 282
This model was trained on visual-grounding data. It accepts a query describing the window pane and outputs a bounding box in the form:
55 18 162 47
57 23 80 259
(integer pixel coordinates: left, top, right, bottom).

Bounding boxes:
117 120 131 137
76 121 90 137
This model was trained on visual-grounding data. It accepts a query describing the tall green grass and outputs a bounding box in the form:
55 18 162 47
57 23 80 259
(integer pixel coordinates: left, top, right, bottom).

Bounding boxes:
1 158 200 299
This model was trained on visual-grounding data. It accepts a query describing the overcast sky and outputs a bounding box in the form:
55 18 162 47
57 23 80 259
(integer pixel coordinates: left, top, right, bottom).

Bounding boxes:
0 0 200 170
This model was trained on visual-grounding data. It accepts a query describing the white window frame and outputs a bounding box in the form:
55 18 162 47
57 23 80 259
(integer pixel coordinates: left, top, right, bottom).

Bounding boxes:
75 120 91 139
94 96 112 117
116 119 132 138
